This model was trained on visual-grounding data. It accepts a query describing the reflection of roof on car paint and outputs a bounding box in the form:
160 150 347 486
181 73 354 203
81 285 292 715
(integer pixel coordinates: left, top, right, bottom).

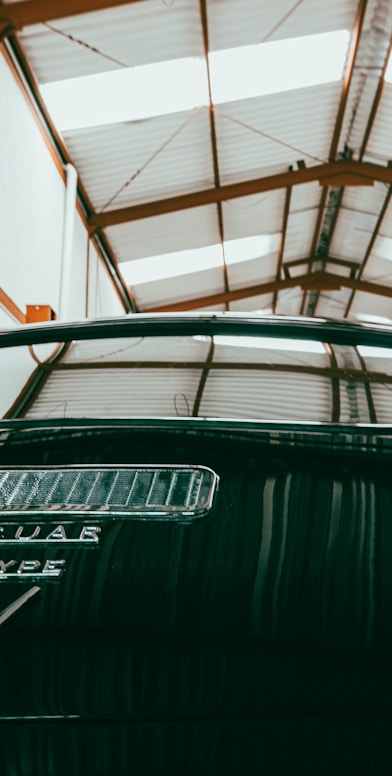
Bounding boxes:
1 314 390 425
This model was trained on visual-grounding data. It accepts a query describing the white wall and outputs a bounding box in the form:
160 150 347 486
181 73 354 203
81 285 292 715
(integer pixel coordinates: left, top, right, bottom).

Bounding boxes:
0 51 67 315
87 241 125 318
0 307 36 417
0 50 126 417
0 49 125 323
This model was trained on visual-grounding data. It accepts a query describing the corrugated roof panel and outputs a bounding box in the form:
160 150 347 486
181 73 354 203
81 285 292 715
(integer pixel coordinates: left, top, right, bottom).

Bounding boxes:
282 181 321 265
329 205 379 263
229 293 273 312
361 254 392 283
275 290 304 316
227 253 278 290
338 184 388 217
283 209 320 263
195 303 227 312
222 189 286 241
349 290 392 319
108 205 220 263
64 108 214 210
214 83 341 185
379 212 392 241
341 73 387 157
208 0 358 50
339 0 392 154
332 192 392 272
19 0 203 82
324 261 352 278
135 267 225 310
365 83 392 165
315 289 353 318
289 181 322 214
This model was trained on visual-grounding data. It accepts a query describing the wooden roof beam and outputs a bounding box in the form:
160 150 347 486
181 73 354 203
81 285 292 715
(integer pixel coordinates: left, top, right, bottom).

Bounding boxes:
199 0 229 307
0 0 146 30
272 185 292 313
144 271 392 313
89 160 392 230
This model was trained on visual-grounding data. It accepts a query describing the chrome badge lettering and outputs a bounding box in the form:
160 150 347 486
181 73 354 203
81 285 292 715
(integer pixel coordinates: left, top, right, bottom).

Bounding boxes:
0 559 65 580
0 523 101 545
0 523 101 584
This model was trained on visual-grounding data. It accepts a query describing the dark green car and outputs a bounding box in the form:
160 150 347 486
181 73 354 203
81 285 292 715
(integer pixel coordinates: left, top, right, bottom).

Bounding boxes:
0 313 392 774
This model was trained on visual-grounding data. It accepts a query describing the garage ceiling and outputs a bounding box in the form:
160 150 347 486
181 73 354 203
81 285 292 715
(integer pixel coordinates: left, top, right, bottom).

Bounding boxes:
2 0 392 320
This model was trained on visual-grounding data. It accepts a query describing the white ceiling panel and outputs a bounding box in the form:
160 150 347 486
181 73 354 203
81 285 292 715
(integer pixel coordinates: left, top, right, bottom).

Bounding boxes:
222 189 286 241
349 290 392 319
284 209 320 263
64 108 214 211
207 0 358 50
107 205 220 264
315 289 353 318
19 0 203 81
227 252 278 290
361 254 392 284
135 266 225 310
215 83 341 185
365 83 392 165
229 293 273 312
275 289 304 317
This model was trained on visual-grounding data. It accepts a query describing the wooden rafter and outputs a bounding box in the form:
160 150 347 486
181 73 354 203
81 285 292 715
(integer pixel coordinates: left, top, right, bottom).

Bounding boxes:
199 0 229 306
0 0 145 30
285 255 359 272
144 271 392 313
272 185 292 313
0 288 25 324
89 160 392 230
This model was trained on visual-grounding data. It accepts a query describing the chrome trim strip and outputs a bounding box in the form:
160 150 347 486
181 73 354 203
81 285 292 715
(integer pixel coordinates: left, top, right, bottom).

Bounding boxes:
0 586 41 625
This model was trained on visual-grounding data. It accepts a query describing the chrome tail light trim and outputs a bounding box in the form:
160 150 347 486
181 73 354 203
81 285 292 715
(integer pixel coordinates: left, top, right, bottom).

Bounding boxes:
0 465 219 521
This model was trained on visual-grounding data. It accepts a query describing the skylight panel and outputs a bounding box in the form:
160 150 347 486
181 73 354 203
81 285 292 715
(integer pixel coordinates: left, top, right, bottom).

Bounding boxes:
121 244 223 286
40 29 350 132
374 236 392 261
120 234 280 286
209 29 350 104
354 313 392 324
40 58 209 131
224 234 280 263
